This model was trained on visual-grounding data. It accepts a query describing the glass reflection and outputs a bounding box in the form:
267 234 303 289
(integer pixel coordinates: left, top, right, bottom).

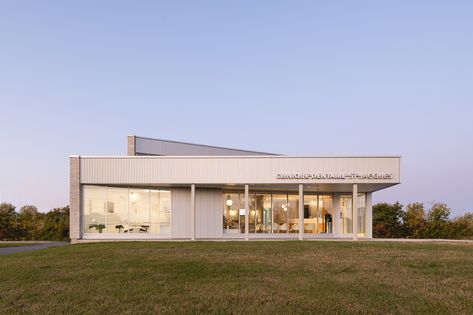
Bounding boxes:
288 194 299 233
319 195 333 234
340 196 353 234
357 194 366 236
83 185 171 235
272 194 288 233
303 194 333 234
223 193 244 234
222 192 339 235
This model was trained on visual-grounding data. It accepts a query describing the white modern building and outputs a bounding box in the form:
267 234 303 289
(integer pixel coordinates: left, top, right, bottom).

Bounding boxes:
69 136 400 242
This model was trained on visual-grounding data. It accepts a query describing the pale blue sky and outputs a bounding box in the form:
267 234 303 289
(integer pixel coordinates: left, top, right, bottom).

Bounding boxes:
1 1 472 215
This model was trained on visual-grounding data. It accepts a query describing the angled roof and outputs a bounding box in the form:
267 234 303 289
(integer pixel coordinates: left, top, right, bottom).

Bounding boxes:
128 135 280 156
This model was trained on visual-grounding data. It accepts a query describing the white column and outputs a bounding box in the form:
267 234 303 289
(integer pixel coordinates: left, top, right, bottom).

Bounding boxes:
191 184 195 240
366 192 373 238
298 184 304 240
245 185 249 240
352 184 358 240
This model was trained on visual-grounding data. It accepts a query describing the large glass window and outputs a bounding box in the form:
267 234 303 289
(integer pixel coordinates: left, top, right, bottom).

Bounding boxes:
272 194 288 233
83 186 107 233
221 192 338 236
223 192 302 234
340 196 353 234
257 194 272 233
151 190 171 234
248 194 256 233
223 193 244 234
288 194 299 233
82 185 171 235
302 194 333 234
106 187 129 233
340 194 365 235
357 194 366 237
129 189 150 233
303 195 318 234
319 195 333 234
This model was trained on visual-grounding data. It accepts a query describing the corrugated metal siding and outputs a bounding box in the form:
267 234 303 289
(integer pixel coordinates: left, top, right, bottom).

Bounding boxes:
195 189 223 238
135 137 276 156
80 156 401 185
171 188 191 238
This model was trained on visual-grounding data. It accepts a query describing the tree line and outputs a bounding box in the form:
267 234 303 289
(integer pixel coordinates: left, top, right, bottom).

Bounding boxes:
1 201 472 241
0 203 69 241
373 202 473 239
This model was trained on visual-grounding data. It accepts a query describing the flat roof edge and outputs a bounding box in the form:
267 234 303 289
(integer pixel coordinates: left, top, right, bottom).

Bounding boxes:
77 155 402 159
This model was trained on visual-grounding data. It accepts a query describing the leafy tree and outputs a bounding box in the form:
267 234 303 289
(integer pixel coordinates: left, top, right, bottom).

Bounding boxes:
424 203 452 239
450 212 473 239
372 202 406 238
404 203 427 238
0 203 19 240
40 206 69 241
18 205 45 240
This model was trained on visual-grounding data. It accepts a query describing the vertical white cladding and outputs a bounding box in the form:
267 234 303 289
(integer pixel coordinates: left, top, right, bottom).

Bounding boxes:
171 188 191 239
79 156 401 185
195 189 223 239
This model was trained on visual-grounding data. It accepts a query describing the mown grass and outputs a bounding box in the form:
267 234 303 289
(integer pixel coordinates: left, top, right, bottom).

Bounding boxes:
1 241 472 314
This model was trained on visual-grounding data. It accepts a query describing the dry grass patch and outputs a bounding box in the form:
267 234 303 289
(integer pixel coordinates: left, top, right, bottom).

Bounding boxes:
0 241 472 314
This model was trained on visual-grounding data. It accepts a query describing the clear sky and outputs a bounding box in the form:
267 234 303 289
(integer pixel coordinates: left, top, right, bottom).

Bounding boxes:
1 1 472 215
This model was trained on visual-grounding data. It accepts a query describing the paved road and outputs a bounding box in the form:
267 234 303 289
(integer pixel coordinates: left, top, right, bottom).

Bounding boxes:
0 242 69 255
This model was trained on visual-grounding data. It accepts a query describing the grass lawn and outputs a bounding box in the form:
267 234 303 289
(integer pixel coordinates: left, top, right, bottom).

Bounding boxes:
1 241 473 314
0 243 38 248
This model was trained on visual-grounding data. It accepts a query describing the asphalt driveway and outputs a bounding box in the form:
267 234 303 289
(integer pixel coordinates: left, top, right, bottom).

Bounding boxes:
0 242 69 255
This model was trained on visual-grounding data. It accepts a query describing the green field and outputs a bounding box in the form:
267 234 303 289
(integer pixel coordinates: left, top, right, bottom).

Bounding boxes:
1 241 472 314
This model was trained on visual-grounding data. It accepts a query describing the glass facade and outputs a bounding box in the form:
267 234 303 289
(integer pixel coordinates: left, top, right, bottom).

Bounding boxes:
83 185 171 235
82 186 366 238
223 192 244 234
288 195 299 233
340 196 353 234
223 192 363 236
340 194 366 236
272 194 288 233
256 194 267 233
223 192 304 234
357 194 366 236
303 194 334 234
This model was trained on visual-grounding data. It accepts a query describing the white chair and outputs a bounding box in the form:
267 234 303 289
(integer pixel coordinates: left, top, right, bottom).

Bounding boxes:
305 224 314 233
279 223 288 233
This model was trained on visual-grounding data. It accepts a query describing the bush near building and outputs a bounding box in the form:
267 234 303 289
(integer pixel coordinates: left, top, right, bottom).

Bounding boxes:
373 202 473 239
0 203 69 241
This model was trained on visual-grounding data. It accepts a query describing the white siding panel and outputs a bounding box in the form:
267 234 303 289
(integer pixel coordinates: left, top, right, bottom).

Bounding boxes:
171 188 191 239
80 156 401 185
195 189 223 239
